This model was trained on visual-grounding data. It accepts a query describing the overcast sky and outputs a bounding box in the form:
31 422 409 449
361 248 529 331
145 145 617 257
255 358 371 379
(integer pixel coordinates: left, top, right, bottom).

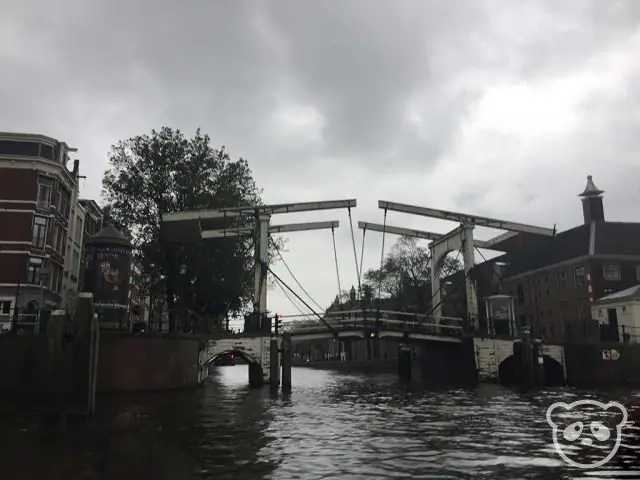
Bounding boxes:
2 0 639 322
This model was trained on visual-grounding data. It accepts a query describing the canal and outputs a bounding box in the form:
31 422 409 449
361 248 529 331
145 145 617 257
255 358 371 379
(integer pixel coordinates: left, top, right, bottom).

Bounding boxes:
0 367 638 479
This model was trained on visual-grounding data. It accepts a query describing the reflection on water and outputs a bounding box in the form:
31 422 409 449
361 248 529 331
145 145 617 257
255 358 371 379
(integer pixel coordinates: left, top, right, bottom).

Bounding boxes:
0 366 638 479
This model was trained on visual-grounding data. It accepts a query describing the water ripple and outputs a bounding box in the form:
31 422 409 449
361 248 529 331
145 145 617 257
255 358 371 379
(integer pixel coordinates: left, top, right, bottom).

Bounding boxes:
0 367 638 479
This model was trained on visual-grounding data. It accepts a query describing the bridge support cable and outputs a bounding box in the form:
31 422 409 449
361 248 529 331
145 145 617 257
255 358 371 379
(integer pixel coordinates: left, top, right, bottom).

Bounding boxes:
331 226 343 305
269 235 325 312
358 224 366 287
268 266 338 336
275 277 312 320
474 245 505 288
424 267 474 325
347 207 362 296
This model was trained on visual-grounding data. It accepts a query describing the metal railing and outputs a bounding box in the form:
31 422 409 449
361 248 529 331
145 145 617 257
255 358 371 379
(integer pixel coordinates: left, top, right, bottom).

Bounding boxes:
281 309 464 337
0 314 41 334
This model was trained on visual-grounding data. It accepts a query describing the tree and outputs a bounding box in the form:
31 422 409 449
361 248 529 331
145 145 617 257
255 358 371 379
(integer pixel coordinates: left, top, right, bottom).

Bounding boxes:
102 127 267 333
362 236 463 311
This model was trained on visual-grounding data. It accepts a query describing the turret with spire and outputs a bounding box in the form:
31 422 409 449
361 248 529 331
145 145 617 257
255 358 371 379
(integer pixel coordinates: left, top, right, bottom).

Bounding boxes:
579 175 605 224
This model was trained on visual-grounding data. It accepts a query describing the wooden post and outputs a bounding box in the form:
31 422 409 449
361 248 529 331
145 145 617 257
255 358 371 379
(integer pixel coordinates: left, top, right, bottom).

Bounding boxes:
521 328 534 390
398 344 412 380
269 338 279 391
281 332 292 393
74 293 98 417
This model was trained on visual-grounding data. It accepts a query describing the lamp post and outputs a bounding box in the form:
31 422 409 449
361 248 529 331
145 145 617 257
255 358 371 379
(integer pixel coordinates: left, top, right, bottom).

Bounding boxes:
36 266 49 334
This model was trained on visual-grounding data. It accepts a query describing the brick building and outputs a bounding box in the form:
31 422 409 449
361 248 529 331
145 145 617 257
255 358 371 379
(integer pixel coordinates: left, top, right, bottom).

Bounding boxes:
444 175 640 342
77 198 103 291
0 132 82 328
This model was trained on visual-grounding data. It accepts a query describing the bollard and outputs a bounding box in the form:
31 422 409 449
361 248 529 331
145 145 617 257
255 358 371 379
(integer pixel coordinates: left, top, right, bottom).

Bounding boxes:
398 345 412 380
281 332 292 393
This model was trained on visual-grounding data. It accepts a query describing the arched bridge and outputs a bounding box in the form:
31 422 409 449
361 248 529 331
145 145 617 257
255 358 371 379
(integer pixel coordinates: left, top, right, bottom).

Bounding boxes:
199 336 272 386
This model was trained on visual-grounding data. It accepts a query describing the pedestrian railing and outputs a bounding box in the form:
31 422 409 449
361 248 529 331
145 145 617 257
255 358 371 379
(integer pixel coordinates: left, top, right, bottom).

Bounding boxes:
282 309 464 337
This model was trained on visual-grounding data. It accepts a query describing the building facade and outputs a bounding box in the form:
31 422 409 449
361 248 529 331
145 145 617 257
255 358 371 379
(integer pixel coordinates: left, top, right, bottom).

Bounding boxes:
440 176 640 343
497 177 640 342
77 198 103 292
0 132 82 329
61 193 85 311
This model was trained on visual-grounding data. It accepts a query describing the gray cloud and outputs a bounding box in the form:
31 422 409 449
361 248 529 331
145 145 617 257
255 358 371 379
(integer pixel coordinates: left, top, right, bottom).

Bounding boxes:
1 0 639 318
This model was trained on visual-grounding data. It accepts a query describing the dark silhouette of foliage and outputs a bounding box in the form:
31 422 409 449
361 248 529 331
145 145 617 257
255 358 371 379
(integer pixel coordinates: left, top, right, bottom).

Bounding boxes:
102 127 268 332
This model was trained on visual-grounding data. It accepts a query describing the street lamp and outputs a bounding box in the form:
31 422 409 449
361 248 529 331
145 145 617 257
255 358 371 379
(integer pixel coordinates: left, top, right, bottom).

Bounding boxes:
36 266 49 334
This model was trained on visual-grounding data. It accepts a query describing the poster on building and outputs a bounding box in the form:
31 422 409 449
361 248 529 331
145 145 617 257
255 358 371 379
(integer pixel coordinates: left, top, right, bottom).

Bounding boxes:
85 245 131 310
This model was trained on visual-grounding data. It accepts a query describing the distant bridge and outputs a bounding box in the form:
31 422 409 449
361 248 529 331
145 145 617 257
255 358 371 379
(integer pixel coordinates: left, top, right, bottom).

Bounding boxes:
282 309 465 343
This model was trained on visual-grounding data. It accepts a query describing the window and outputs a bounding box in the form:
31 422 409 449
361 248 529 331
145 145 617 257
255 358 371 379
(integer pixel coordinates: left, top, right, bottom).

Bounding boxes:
574 265 586 287
602 263 621 281
37 181 51 209
556 271 566 290
40 144 54 161
72 250 80 275
0 301 11 314
26 264 38 284
32 215 47 249
75 215 83 243
0 140 40 156
58 188 71 218
637 265 640 282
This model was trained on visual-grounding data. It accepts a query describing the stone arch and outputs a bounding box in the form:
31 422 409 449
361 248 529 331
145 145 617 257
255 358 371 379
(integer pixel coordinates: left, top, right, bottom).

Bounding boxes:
498 354 565 386
204 348 260 367
201 347 264 388
498 354 520 386
542 355 564 386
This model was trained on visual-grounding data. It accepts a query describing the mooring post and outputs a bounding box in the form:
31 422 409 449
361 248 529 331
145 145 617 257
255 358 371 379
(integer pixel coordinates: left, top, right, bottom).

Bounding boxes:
270 338 280 391
281 332 292 392
398 344 412 380
521 328 534 389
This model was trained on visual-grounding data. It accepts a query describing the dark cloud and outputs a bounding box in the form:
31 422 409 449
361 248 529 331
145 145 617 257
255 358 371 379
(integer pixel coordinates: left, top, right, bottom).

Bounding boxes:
1 0 639 316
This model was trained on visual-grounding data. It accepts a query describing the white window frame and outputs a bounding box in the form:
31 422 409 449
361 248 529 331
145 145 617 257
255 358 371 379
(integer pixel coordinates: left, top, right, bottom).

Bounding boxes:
32 215 48 249
602 263 621 281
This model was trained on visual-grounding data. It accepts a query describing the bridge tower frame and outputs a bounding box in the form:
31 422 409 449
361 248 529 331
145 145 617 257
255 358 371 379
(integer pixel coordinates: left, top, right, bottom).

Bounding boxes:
162 199 357 388
360 201 555 328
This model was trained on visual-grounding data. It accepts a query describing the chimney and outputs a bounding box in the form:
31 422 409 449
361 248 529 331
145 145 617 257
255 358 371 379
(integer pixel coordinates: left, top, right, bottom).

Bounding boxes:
578 175 604 224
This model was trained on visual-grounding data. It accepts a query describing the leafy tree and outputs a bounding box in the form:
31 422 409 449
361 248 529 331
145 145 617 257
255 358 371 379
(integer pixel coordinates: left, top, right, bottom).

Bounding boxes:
102 127 269 333
362 236 463 311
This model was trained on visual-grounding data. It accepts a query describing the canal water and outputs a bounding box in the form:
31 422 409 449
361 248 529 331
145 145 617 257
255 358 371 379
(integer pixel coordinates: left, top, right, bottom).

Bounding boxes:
0 367 639 479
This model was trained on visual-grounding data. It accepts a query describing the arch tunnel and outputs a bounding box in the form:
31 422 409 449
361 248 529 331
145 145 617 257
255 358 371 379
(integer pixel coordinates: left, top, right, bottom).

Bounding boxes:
203 349 264 388
498 354 565 387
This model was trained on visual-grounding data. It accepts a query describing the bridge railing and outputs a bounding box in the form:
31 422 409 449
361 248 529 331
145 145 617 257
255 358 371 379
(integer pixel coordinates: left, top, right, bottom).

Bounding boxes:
282 309 464 337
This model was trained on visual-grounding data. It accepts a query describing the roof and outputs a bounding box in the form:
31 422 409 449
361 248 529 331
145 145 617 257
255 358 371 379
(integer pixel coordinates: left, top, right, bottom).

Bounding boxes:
86 223 131 247
593 222 640 255
501 223 590 277
499 221 640 278
579 175 604 197
595 284 640 304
